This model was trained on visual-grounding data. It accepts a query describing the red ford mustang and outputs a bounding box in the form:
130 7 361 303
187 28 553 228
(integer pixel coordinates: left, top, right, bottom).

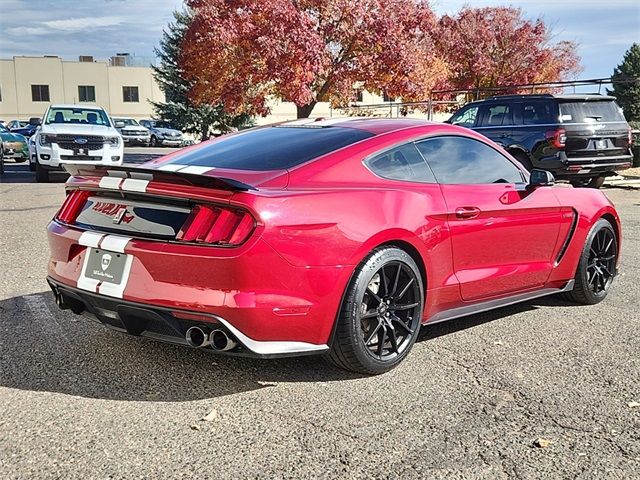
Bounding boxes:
47 118 621 374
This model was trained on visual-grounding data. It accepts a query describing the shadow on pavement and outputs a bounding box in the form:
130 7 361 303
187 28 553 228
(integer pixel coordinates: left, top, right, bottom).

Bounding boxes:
0 289 579 402
0 291 360 402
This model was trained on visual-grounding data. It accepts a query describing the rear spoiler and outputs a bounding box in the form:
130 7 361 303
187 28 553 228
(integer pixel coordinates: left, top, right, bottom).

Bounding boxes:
62 164 257 191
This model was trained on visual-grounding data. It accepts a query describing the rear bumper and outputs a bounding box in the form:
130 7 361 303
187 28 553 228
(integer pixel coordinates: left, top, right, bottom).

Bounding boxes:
538 153 633 178
47 221 349 351
47 277 329 358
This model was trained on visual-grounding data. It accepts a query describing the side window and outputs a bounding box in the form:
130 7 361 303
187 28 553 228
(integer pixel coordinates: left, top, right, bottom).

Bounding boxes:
366 143 436 183
479 104 513 127
522 101 554 125
449 106 478 128
415 136 523 185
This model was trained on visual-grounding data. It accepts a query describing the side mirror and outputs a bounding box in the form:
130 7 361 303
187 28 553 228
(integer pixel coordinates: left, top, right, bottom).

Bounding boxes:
529 169 555 188
114 121 125 128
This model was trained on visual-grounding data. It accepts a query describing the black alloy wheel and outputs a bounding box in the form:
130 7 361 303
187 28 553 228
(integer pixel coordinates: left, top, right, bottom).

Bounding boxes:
564 218 618 305
327 247 424 374
358 261 422 361
586 227 617 294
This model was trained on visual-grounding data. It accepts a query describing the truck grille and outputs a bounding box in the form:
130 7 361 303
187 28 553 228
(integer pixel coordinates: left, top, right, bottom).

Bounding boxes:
58 142 104 151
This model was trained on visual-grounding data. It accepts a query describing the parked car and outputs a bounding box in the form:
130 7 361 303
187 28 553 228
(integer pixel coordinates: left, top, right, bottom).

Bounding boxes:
47 118 620 374
34 105 123 182
112 117 151 146
28 128 39 171
10 118 41 138
139 119 184 147
0 123 29 163
447 94 634 188
6 120 29 130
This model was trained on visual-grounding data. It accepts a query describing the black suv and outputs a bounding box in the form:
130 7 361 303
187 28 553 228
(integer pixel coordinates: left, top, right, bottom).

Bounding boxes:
447 94 633 187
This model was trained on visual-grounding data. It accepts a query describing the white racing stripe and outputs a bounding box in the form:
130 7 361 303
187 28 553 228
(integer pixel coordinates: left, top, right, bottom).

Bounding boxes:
78 231 105 248
121 178 149 192
179 165 213 175
77 247 99 293
99 177 123 190
100 235 132 253
157 164 186 172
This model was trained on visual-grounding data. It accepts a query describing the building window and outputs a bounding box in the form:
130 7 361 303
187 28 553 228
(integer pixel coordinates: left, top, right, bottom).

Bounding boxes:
383 92 394 102
78 85 96 102
354 89 363 102
122 86 139 103
31 85 50 102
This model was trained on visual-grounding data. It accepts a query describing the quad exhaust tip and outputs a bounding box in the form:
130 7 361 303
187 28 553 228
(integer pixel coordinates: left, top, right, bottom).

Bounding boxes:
185 326 237 351
185 326 212 348
210 329 237 352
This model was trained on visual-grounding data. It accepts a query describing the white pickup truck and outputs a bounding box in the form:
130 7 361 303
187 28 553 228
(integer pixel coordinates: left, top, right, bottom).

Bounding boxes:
34 105 123 182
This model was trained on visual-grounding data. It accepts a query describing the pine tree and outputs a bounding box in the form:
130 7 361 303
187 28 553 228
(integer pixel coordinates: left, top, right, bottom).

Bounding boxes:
152 10 253 141
609 44 640 122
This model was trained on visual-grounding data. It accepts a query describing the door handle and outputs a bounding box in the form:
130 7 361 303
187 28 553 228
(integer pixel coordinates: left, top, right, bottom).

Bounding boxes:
455 207 481 219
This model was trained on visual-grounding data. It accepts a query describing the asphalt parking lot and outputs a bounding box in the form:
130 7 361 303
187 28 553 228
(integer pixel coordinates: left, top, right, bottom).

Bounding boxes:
0 158 639 478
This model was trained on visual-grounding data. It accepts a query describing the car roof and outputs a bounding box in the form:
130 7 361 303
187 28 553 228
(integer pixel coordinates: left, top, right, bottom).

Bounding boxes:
48 104 106 110
278 117 435 135
481 93 616 102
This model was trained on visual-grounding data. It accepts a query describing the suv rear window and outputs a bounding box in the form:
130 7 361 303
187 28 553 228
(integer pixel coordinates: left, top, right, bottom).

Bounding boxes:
559 101 626 123
162 126 374 171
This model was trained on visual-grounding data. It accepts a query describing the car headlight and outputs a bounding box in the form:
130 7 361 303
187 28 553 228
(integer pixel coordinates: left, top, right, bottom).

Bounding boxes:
38 134 54 146
106 136 121 146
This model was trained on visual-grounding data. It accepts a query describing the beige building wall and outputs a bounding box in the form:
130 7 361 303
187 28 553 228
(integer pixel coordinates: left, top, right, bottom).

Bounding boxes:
0 56 164 121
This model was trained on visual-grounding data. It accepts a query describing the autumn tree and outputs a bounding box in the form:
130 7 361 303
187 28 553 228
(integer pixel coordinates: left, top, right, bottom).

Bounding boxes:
182 0 447 118
435 7 581 98
608 44 640 122
153 9 253 140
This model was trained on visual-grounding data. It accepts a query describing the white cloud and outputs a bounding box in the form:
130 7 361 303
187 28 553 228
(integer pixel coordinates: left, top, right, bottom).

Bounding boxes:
6 26 51 36
42 16 125 32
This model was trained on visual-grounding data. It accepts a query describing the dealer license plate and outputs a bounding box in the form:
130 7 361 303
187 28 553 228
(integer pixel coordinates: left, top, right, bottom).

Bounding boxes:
83 248 129 285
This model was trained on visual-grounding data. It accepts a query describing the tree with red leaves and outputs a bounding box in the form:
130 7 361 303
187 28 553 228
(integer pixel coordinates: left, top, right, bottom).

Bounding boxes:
436 7 581 97
182 0 447 118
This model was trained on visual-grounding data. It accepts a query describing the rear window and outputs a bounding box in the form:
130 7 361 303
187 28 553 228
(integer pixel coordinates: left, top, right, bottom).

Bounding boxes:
162 126 374 171
559 101 626 123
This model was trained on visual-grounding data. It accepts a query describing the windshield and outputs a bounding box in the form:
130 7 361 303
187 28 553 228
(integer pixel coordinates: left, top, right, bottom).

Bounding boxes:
114 118 139 126
149 120 174 129
0 124 8 133
560 101 626 123
45 107 111 126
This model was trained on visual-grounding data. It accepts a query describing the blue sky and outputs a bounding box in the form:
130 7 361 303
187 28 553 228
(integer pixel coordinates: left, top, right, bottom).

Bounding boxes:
0 0 638 81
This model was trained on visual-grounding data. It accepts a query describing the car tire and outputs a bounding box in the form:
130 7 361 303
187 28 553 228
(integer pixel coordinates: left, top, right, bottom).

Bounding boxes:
35 162 49 183
563 218 617 305
150 136 158 147
29 160 36 171
326 247 424 375
587 176 606 189
511 151 533 172
15 157 27 163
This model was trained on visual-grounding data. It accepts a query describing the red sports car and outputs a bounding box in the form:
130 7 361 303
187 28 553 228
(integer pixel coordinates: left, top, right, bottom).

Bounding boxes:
47 118 621 374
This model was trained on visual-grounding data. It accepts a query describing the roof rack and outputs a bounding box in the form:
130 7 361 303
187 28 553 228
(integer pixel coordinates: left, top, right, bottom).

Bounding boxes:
486 94 554 100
